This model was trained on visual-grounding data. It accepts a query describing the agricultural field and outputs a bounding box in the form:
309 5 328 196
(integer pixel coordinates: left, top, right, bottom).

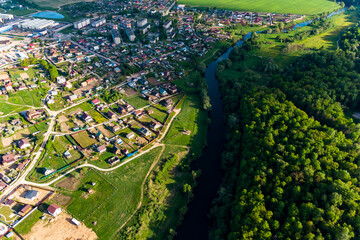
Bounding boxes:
88 109 108 123
178 0 340 15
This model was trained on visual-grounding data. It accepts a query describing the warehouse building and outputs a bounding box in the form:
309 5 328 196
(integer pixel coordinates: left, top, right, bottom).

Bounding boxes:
0 14 14 20
74 18 90 29
17 19 55 30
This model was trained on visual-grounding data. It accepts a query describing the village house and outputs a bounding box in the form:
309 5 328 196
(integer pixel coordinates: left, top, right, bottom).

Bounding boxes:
111 125 120 132
18 204 32 216
81 112 93 122
139 127 151 136
1 153 16 166
107 156 120 166
3 199 14 207
0 181 6 191
18 139 31 149
126 132 135 139
26 109 44 120
91 98 100 105
149 121 161 130
47 203 62 217
97 145 106 153
24 190 38 200
107 111 116 119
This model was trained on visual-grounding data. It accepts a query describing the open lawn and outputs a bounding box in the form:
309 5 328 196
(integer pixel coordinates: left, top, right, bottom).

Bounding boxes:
71 131 97 149
8 89 48 107
15 209 43 234
124 94 149 109
179 0 340 15
0 96 30 115
163 95 208 157
0 205 19 224
67 169 116 220
148 107 168 123
77 148 165 239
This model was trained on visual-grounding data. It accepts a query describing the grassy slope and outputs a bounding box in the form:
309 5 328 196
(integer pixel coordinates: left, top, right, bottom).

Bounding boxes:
179 0 339 15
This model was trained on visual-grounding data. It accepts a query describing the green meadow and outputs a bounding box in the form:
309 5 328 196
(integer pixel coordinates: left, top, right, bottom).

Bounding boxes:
178 0 340 15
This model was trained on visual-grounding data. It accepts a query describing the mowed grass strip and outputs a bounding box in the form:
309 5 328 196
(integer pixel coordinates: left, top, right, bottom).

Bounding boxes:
178 0 340 15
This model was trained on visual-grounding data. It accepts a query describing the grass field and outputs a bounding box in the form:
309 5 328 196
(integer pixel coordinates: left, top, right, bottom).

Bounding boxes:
179 0 340 15
163 95 208 157
124 95 149 109
71 131 97 149
30 0 91 9
67 169 116 220
53 136 82 161
64 147 163 239
8 89 47 107
15 209 43 234
249 11 358 67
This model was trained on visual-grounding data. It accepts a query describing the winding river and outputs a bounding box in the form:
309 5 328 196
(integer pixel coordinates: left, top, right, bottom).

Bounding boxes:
175 8 346 240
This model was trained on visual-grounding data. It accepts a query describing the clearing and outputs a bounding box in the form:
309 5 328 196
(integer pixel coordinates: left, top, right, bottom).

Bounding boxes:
22 212 97 240
178 0 340 15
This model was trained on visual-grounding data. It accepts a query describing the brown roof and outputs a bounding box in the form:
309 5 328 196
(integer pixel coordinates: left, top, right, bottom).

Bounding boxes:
47 203 61 215
97 145 106 152
19 204 32 215
2 154 15 165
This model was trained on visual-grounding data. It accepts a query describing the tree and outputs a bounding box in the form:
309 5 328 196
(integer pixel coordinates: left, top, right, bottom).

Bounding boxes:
197 62 206 73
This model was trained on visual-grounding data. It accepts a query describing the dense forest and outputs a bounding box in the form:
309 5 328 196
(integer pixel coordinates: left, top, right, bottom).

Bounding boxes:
210 19 360 239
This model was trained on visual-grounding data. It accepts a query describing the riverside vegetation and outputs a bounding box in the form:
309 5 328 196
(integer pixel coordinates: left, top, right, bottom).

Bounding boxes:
209 7 360 240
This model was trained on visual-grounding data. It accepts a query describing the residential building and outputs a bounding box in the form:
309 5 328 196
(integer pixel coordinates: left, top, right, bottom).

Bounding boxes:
137 18 148 27
47 204 62 217
19 204 32 216
18 139 31 149
2 154 15 166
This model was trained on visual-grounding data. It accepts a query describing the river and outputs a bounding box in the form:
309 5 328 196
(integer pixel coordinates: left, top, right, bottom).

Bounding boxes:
175 8 346 240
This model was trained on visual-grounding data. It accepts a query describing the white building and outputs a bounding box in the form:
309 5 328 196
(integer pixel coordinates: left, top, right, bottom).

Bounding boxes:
126 29 135 42
56 76 66 84
0 14 14 20
74 18 90 29
91 18 106 28
111 29 121 44
137 18 147 28
163 20 172 29
17 19 55 30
